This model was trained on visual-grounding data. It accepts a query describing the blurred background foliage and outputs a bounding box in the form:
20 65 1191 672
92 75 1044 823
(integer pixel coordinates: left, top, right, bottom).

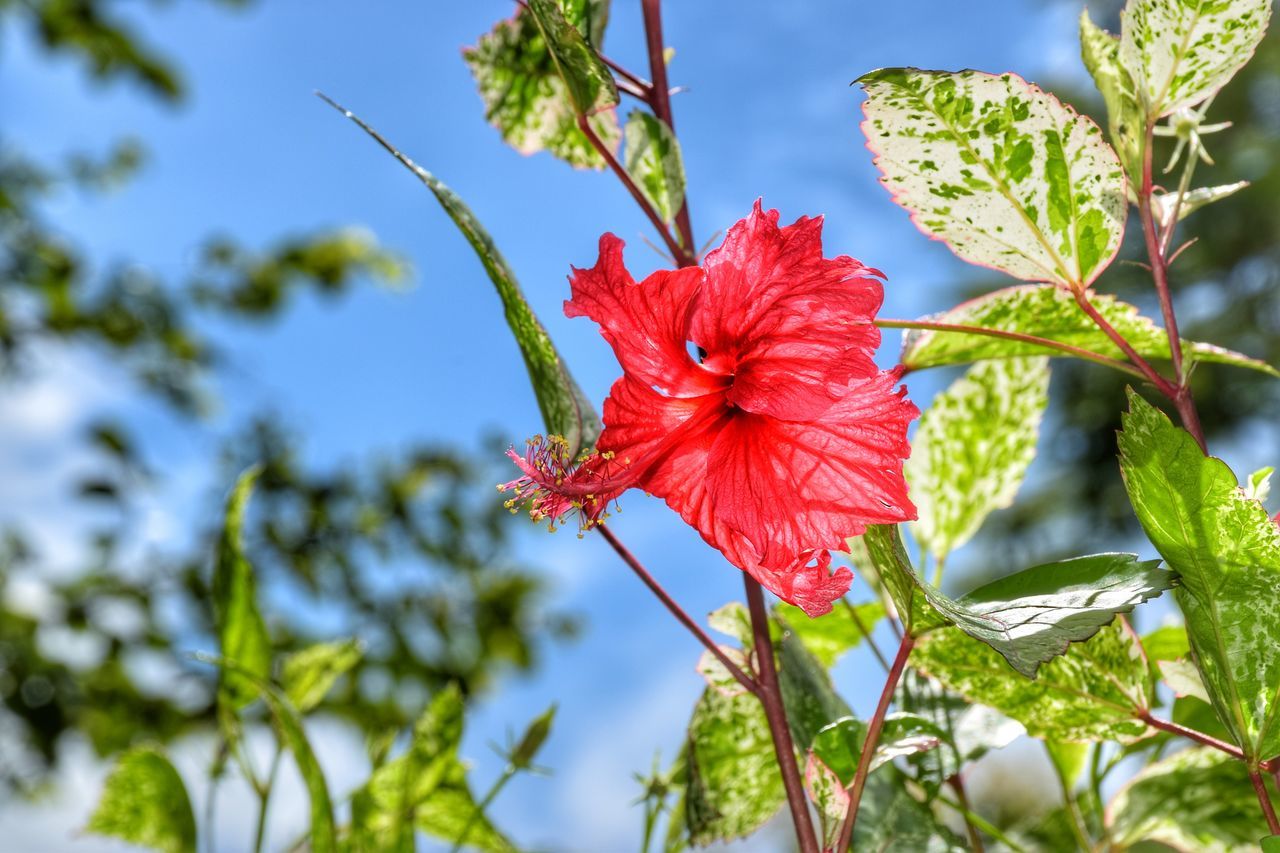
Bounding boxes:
0 0 574 793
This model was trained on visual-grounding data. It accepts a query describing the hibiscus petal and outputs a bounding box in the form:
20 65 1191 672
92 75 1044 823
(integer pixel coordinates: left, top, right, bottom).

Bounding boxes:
747 550 853 618
566 234 717 398
693 201 886 420
707 370 918 568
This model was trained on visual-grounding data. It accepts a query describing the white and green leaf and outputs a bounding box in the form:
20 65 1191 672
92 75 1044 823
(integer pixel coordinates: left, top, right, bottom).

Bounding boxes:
1080 9 1146 186
897 284 1280 378
1119 390 1280 760
1153 181 1250 229
1119 0 1272 118
623 110 686 224
858 68 1126 288
913 621 1154 742
464 0 619 169
1108 748 1270 851
907 356 1050 561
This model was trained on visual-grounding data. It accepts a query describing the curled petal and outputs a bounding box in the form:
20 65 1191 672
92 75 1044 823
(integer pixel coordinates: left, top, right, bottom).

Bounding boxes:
741 546 853 618
566 235 719 398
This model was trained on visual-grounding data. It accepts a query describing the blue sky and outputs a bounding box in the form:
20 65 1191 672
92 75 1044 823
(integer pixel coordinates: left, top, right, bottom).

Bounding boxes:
1 1 1101 849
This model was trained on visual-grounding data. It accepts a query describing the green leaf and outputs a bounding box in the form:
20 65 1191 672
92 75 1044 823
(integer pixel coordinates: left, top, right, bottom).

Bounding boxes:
777 626 854 750
527 0 618 116
464 0 619 169
774 599 886 668
862 526 1174 677
623 110 686 224
1154 181 1250 229
86 746 196 853
1264 836 1280 852
683 687 785 846
323 99 602 455
1142 623 1192 662
1119 0 1271 118
510 703 556 769
1108 748 1269 851
416 762 517 853
898 284 1280 378
858 68 1126 288
1045 740 1090 790
281 638 363 713
1119 390 1280 760
913 621 1154 742
351 685 466 851
213 466 271 710
853 772 967 852
906 357 1050 561
1080 9 1145 186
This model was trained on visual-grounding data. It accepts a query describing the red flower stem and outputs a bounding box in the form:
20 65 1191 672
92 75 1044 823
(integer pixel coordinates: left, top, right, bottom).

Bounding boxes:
600 54 652 97
836 633 915 852
639 0 696 257
743 577 820 853
1137 123 1208 452
595 525 759 696
875 318 1146 379
1251 769 1280 834
1136 710 1247 761
576 115 693 267
1069 288 1179 398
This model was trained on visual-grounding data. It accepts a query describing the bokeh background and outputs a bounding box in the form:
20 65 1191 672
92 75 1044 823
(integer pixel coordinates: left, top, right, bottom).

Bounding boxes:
2 0 1278 850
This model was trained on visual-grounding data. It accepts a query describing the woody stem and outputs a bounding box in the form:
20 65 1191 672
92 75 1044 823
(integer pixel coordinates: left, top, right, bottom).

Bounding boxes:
743 577 819 853
596 526 759 696
640 0 696 257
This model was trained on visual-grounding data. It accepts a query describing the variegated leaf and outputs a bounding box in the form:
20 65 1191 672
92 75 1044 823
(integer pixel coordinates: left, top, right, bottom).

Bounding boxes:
1080 8 1146 186
913 621 1154 742
1119 391 1280 760
907 356 1050 561
858 68 1126 288
898 284 1280 378
623 111 686 224
1119 0 1272 118
1153 181 1250 229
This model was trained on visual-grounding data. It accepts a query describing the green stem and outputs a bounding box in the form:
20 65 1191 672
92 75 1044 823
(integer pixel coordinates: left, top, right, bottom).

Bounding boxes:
948 775 985 853
836 634 915 850
1049 745 1093 852
452 765 518 853
252 743 283 853
842 598 890 672
935 790 1026 853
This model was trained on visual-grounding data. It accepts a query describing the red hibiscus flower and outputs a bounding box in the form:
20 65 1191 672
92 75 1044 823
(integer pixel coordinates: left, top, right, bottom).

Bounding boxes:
504 202 918 616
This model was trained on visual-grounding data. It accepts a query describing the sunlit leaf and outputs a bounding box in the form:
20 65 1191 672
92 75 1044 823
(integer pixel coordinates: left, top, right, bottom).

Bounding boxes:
213 466 271 709
1080 9 1145 186
1108 748 1269 851
623 110 686 223
907 357 1050 561
862 526 1173 677
86 746 196 853
683 687 785 846
1153 181 1250 229
1119 0 1272 118
858 68 1126 288
323 99 602 454
913 621 1153 742
1119 390 1280 760
416 762 517 853
527 0 618 116
281 637 362 713
774 599 886 668
1247 466 1275 504
464 0 619 169
898 284 1280 378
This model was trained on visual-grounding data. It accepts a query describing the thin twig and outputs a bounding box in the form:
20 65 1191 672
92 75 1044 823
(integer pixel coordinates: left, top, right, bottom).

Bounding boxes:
842 599 890 672
601 54 652 95
640 0 696 257
1138 710 1246 761
577 115 692 266
877 318 1146 379
596 525 759 696
745 577 819 853
836 634 915 850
